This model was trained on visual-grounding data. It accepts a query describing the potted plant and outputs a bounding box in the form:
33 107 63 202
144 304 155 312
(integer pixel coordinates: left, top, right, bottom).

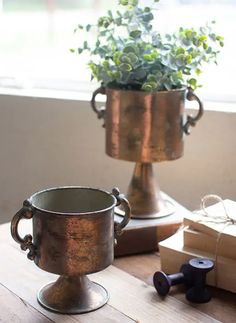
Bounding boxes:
72 0 224 220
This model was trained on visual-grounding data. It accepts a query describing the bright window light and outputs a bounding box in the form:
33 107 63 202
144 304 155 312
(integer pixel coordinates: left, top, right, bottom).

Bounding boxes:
0 0 235 102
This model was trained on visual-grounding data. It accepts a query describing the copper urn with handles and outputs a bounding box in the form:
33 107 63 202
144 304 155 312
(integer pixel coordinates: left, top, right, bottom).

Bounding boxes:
11 186 131 314
91 86 203 219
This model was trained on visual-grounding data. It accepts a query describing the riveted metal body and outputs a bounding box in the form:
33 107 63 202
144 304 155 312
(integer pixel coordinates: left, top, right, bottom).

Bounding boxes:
105 87 186 162
11 186 130 314
91 87 203 163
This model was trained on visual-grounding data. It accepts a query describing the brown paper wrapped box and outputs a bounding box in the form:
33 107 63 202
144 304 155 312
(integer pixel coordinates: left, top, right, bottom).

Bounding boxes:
183 199 236 244
183 227 236 260
182 199 236 261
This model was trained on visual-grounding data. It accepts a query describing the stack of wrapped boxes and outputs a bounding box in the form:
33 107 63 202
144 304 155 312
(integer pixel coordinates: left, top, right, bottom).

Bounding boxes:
159 199 236 293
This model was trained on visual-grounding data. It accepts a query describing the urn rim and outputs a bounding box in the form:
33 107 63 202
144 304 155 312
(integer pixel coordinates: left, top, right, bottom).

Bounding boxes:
28 186 117 216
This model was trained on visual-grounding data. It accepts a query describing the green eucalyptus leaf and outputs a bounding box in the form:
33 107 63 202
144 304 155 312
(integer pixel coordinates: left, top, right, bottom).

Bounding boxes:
176 48 185 55
108 10 113 18
120 54 131 64
123 11 130 19
209 33 216 41
151 50 159 59
142 81 157 92
148 81 158 89
146 24 153 31
152 34 162 47
132 69 146 80
123 45 139 54
183 67 191 75
143 54 154 61
129 30 142 39
102 60 110 69
113 71 122 80
99 30 107 37
129 0 139 5
147 74 157 82
175 54 185 66
142 83 153 92
119 63 132 72
127 52 139 64
186 54 192 64
142 12 154 22
216 35 224 41
155 71 163 79
188 78 197 88
195 68 202 76
163 81 172 91
86 24 91 32
120 0 128 5
181 38 192 46
115 17 122 25
113 51 122 65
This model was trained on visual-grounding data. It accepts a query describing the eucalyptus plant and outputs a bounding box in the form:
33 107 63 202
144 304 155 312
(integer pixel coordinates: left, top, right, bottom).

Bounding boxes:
72 0 224 92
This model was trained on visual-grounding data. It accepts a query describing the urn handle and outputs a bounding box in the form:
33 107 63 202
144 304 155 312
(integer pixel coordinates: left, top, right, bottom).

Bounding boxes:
10 200 37 260
183 87 204 135
112 188 131 239
91 86 106 126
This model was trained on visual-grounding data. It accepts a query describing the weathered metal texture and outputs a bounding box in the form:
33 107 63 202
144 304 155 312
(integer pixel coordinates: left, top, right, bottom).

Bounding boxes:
91 87 203 163
106 87 185 162
10 186 131 314
125 162 174 218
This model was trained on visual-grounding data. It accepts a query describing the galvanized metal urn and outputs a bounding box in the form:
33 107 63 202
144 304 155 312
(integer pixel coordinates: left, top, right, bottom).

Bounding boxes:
11 186 130 314
91 86 203 219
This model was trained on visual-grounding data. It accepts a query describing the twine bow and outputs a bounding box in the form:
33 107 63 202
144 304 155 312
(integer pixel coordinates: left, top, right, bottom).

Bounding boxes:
200 194 236 225
195 194 236 287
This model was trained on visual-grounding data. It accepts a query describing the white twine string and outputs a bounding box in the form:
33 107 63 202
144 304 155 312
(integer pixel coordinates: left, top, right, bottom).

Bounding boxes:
195 194 236 287
200 194 236 225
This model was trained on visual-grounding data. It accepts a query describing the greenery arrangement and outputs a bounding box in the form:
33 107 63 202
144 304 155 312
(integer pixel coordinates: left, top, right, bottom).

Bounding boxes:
72 0 224 92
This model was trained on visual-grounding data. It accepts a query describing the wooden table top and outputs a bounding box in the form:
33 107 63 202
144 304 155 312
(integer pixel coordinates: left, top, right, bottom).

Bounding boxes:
0 221 235 322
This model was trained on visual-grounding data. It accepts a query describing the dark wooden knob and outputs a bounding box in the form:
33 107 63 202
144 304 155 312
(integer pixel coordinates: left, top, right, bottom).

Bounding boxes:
186 258 214 303
153 264 192 296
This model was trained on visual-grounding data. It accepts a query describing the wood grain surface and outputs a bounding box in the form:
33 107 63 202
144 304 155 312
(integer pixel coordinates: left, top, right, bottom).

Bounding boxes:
0 222 235 322
114 253 236 323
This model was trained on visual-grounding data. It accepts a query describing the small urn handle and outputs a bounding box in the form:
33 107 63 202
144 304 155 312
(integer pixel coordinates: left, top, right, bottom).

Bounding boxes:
183 87 204 135
91 86 106 126
112 188 131 239
10 200 37 260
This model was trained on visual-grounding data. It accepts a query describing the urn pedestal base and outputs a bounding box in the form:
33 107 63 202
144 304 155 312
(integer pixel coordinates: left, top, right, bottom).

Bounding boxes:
37 275 108 314
115 163 175 219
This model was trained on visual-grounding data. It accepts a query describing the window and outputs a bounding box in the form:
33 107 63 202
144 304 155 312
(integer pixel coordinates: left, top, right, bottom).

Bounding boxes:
0 0 235 102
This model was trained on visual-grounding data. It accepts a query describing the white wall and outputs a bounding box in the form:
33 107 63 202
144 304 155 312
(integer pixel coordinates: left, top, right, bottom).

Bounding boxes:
0 94 235 223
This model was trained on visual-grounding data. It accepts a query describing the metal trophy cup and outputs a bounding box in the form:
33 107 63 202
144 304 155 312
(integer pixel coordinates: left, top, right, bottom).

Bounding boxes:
91 86 203 219
11 186 130 314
